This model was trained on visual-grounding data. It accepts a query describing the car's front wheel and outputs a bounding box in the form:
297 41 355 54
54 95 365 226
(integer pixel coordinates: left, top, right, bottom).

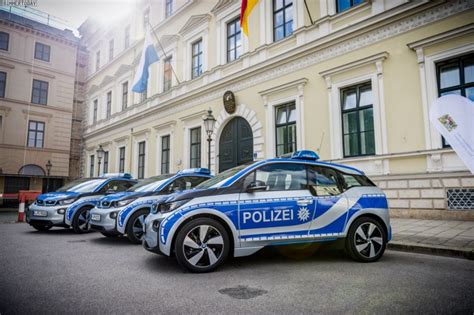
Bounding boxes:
174 217 230 273
345 217 386 262
126 209 149 244
72 207 92 234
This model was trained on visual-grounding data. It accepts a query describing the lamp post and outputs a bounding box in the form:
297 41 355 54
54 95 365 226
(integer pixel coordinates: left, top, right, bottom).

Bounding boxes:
96 145 105 176
45 160 52 192
203 108 216 171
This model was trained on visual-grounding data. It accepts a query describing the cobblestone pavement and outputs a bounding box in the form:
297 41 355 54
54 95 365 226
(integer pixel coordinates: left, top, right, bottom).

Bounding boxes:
391 218 474 250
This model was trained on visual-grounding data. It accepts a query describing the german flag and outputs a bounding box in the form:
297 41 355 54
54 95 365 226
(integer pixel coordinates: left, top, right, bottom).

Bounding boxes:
240 0 259 36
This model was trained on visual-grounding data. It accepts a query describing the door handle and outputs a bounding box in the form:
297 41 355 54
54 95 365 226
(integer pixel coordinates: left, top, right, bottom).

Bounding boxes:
297 199 312 206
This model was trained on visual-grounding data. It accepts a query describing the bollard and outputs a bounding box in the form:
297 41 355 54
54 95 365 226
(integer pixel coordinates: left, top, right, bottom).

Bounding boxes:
18 194 26 222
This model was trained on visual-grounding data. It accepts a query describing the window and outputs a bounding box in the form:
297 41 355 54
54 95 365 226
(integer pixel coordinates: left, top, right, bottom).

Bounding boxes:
244 163 307 191
165 176 208 193
308 166 342 196
341 82 375 157
273 0 293 42
138 141 146 179
275 102 297 156
101 180 134 193
34 42 50 62
165 0 173 17
119 147 126 173
31 79 48 105
161 135 170 174
96 51 100 71
163 56 172 92
190 127 201 168
109 39 114 62
90 155 95 177
336 0 364 13
227 18 242 62
0 71 6 98
143 8 150 29
124 25 131 49
103 151 109 174
106 91 112 118
191 39 203 79
122 81 128 110
436 53 474 147
27 120 45 148
0 32 9 51
93 99 98 123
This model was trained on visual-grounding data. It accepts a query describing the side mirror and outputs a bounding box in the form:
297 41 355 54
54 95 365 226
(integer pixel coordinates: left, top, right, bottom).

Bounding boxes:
246 180 267 193
105 189 116 195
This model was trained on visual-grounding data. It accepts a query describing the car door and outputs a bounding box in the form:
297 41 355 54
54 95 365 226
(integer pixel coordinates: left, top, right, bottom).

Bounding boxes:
238 163 315 244
306 165 348 237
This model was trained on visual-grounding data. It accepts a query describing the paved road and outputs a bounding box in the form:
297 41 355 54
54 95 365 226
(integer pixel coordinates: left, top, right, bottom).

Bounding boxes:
1 223 473 314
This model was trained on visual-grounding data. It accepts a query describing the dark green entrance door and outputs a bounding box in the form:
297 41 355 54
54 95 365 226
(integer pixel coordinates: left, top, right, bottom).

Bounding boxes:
219 117 253 172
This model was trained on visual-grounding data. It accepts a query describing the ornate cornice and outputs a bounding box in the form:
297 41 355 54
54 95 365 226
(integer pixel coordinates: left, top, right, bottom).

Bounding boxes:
211 0 238 14
99 75 114 88
114 64 132 78
179 14 211 35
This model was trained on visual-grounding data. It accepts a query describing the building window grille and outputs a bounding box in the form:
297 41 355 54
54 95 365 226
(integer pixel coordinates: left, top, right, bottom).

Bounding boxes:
447 188 474 210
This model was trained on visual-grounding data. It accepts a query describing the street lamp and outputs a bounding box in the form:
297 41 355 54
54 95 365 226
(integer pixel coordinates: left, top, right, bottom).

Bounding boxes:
96 145 105 176
203 108 216 171
45 160 52 192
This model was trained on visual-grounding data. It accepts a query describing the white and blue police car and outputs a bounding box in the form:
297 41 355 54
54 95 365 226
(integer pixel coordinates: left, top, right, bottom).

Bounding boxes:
143 150 390 273
89 169 213 243
27 173 136 233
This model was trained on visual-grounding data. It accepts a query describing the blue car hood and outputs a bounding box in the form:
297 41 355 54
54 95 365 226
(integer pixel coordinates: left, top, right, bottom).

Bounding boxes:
37 191 80 202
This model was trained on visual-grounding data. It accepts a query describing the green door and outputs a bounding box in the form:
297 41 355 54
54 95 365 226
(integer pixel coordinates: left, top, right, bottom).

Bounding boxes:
219 117 253 172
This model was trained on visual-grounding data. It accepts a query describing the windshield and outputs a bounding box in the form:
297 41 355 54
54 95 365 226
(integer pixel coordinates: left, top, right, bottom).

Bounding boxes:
128 174 174 192
196 163 255 189
57 178 108 193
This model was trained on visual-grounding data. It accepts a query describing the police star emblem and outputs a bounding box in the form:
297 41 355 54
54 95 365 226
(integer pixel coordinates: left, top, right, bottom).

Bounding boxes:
297 207 310 222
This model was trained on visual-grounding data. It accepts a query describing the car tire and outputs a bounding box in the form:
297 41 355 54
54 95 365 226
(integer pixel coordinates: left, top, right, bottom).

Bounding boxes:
31 223 52 231
72 207 92 234
345 217 386 262
174 217 230 273
126 208 149 244
101 231 118 238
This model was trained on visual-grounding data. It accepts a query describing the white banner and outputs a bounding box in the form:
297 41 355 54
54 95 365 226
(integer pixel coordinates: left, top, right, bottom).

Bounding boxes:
429 95 474 174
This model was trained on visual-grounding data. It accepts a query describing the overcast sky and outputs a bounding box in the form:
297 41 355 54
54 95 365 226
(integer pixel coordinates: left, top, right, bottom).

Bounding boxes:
33 0 137 29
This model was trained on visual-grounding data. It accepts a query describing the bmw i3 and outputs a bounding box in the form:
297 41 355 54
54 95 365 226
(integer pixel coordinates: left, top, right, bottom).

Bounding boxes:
143 150 390 273
89 168 212 243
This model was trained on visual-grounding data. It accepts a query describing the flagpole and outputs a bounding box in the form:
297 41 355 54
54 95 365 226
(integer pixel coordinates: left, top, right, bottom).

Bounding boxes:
147 21 181 85
303 0 314 25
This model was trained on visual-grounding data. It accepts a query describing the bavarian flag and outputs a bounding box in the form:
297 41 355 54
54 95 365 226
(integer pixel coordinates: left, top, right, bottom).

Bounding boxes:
240 0 259 36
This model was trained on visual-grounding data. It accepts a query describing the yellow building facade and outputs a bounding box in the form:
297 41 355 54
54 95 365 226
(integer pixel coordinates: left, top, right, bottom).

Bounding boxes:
80 0 474 220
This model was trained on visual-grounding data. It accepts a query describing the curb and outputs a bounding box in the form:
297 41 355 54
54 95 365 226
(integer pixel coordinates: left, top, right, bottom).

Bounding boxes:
388 241 474 260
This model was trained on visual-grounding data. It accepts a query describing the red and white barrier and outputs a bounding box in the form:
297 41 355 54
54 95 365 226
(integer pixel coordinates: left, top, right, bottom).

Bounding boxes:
18 195 26 222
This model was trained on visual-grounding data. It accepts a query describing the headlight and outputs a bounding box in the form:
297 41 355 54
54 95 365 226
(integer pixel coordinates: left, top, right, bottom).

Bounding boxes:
58 198 76 205
159 199 190 214
115 198 136 207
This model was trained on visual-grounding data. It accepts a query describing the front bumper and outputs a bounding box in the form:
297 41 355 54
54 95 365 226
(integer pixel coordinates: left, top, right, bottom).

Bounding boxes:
143 213 166 255
27 204 68 227
88 208 119 233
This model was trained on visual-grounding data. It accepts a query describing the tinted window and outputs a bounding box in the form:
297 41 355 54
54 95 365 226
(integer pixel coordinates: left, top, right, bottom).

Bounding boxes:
245 163 307 191
308 166 342 196
129 174 174 192
100 180 134 193
57 178 107 193
339 173 375 190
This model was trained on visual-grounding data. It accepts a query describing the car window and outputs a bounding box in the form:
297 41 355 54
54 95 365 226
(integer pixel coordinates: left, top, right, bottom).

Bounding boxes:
339 173 375 190
308 166 342 196
99 180 133 193
165 176 208 193
57 178 108 193
244 163 307 191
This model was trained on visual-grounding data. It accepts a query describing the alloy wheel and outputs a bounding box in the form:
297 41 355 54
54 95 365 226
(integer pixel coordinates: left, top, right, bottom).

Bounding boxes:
354 222 383 258
182 225 224 268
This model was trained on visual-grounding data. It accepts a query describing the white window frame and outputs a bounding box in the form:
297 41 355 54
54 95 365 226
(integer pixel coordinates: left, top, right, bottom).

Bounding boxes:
158 45 177 94
182 25 209 81
215 2 248 66
117 145 127 173
156 132 172 174
135 139 147 179
261 0 303 46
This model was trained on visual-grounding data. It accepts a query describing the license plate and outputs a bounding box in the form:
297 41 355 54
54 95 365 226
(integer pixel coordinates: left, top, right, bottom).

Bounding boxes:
91 214 101 221
33 210 47 217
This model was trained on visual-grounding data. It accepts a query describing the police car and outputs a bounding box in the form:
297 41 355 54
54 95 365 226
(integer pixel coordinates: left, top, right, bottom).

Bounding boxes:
27 173 136 233
143 150 390 273
89 169 213 243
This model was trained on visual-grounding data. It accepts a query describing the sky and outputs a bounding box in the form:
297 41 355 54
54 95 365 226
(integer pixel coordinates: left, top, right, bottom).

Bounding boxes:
32 0 137 30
